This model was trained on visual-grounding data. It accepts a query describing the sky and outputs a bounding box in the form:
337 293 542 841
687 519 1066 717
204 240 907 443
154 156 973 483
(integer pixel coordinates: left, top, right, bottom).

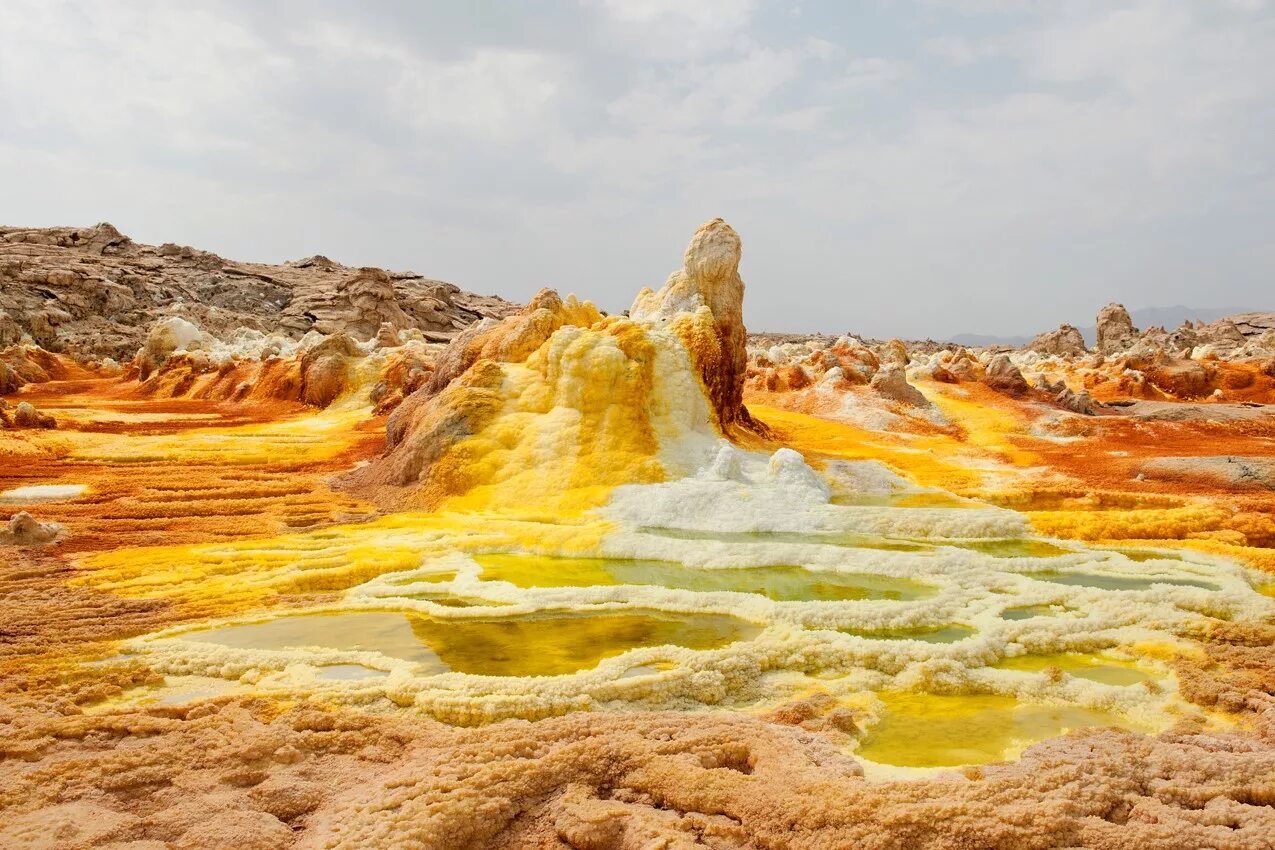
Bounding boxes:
1 1 1272 339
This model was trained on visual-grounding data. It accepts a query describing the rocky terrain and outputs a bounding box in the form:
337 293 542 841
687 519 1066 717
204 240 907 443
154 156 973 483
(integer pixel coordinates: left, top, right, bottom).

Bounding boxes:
0 223 516 363
746 300 1275 430
2 221 1274 849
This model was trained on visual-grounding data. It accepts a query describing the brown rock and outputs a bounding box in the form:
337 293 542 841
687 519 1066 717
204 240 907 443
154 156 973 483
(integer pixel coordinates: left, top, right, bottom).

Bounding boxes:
1226 312 1275 338
1030 324 1087 357
1139 456 1275 491
1166 321 1199 353
1144 359 1214 398
878 339 910 369
175 810 292 850
870 366 930 407
2 511 63 545
1194 319 1246 352
0 361 21 395
374 322 402 348
0 224 517 362
298 333 363 408
1056 386 1100 415
983 354 1030 396
249 776 324 821
27 313 57 348
1096 303 1138 354
933 349 982 382
0 309 21 348
1121 335 1170 371
13 400 56 429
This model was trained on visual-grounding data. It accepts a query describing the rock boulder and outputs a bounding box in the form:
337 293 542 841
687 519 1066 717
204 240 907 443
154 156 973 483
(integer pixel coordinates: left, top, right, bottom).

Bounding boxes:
1096 303 1138 355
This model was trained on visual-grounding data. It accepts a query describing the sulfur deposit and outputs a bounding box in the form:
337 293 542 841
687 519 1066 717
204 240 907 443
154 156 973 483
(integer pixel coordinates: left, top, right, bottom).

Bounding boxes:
3 221 1275 849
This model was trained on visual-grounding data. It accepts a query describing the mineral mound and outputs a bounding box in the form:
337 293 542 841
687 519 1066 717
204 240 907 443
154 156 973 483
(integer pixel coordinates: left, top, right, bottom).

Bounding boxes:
3 220 1275 850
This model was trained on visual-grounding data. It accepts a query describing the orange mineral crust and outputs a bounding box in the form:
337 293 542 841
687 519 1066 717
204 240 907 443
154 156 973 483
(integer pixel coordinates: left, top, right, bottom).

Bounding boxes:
4 222 1275 849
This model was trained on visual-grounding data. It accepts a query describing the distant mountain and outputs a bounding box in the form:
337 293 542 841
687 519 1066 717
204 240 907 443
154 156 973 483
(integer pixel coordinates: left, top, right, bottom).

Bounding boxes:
947 305 1256 348
947 332 1032 348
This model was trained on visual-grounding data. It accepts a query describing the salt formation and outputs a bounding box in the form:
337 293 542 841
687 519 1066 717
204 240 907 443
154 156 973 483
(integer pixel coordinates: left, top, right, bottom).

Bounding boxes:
136 316 211 378
629 217 757 431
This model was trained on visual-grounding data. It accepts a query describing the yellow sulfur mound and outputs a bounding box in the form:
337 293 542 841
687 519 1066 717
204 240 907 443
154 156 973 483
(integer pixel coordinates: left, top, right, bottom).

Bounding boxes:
345 219 758 511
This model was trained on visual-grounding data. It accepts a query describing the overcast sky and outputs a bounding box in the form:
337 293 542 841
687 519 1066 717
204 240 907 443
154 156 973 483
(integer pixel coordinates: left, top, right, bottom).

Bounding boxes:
2 1 1272 338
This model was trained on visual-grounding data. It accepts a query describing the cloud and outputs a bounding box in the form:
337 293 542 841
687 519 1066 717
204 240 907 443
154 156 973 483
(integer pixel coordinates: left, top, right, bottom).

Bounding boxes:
587 0 758 54
1 1 1272 339
605 43 826 130
592 0 757 30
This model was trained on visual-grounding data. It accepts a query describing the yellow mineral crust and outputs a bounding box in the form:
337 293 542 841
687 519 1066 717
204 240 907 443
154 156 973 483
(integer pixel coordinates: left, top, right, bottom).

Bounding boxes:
99 489 1269 733
346 219 760 512
73 510 611 615
347 315 704 514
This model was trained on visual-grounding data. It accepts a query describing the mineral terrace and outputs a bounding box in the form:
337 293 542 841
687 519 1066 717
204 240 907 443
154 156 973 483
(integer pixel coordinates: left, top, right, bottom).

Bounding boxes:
2 220 1274 849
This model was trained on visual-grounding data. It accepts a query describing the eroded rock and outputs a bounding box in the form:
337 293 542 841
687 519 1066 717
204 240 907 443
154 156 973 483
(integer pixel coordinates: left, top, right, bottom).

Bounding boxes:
631 217 753 429
0 224 516 361
983 354 1030 396
870 366 930 407
1030 324 1087 357
0 309 21 348
1140 456 1275 491
1 511 64 545
13 401 56 429
1096 303 1138 355
1056 386 1100 416
299 333 362 408
374 322 402 349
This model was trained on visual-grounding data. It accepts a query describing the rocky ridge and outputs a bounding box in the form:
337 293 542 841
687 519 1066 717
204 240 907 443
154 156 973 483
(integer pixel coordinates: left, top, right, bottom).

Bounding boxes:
0 223 517 363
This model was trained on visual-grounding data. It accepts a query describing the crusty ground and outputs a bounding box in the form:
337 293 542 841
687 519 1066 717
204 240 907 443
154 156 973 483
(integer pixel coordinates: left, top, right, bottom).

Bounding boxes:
2 657 1272 849
4 371 1275 849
